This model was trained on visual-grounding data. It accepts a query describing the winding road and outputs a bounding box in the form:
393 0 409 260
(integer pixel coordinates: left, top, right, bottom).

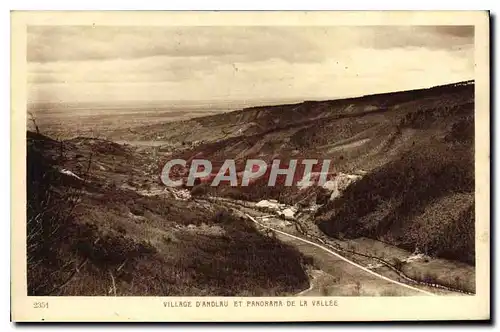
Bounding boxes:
190 194 470 296
245 213 436 296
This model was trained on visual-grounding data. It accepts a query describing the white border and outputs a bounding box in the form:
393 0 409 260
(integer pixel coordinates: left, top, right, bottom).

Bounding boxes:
4 2 497 331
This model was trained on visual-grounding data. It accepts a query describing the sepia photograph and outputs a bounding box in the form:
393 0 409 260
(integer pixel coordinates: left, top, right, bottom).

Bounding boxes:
11 11 490 322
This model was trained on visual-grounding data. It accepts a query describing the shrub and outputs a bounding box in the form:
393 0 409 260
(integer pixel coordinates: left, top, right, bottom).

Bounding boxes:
392 257 405 271
191 184 209 196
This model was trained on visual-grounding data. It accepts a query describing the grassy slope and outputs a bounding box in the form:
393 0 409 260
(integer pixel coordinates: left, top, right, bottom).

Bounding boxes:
27 131 309 296
164 81 476 265
316 99 475 265
27 80 476 297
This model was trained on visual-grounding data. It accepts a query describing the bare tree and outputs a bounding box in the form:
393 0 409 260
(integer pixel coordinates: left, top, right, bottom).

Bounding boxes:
28 112 40 134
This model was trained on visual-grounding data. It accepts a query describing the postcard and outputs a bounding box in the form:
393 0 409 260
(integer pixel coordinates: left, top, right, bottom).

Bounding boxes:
11 10 490 322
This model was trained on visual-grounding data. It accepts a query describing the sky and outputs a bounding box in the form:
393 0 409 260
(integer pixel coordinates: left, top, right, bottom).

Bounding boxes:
27 26 474 104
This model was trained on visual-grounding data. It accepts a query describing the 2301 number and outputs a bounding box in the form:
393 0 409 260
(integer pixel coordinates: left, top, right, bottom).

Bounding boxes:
33 301 49 309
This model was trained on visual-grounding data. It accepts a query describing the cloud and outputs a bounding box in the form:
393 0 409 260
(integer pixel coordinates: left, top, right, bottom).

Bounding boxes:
28 26 473 64
28 26 322 63
431 25 474 37
27 26 475 103
28 56 221 83
349 26 474 50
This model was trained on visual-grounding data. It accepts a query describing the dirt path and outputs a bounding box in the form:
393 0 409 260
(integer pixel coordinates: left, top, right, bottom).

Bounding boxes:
208 196 469 296
245 213 435 296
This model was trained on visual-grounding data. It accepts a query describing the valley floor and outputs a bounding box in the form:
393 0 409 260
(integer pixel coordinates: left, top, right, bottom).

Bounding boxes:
202 195 474 296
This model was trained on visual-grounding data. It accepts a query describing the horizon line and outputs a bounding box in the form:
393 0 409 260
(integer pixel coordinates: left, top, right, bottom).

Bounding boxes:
27 78 474 108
